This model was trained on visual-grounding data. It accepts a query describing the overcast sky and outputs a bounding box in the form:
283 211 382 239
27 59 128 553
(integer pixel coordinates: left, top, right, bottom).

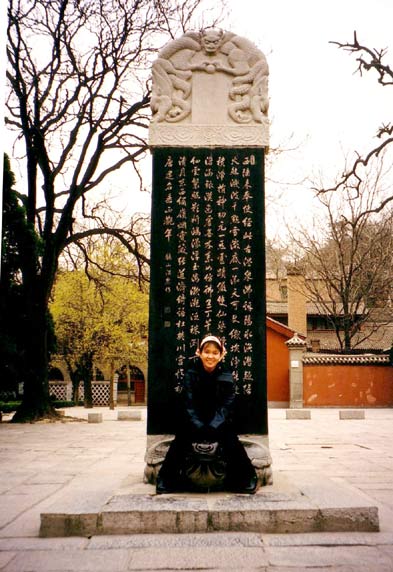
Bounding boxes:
222 0 393 236
2 0 392 240
226 0 392 158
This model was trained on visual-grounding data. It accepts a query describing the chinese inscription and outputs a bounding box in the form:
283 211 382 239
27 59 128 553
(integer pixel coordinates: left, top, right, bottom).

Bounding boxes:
151 148 266 410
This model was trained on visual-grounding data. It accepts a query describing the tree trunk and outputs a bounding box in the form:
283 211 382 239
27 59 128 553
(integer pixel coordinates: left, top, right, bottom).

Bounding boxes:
72 379 80 404
11 290 58 422
67 366 81 404
343 315 352 352
81 353 94 408
83 378 93 408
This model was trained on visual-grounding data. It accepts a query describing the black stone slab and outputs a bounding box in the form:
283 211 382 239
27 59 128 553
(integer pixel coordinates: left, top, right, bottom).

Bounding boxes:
148 147 267 435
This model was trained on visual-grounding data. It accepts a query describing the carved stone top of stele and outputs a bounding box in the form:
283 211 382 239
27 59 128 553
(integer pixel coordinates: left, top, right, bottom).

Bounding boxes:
149 28 269 148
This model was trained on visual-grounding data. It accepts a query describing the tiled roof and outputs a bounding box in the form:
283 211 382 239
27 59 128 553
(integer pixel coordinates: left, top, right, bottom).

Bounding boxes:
307 324 393 352
266 300 367 316
266 301 287 314
303 353 390 365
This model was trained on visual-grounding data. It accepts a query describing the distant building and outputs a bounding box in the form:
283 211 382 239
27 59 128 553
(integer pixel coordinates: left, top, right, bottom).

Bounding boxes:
266 269 393 353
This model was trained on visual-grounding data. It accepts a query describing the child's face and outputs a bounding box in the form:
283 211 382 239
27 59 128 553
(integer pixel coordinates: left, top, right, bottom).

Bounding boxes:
199 342 222 373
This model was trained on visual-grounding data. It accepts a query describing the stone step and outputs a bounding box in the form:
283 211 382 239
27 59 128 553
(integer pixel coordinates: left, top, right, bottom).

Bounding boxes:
40 473 379 537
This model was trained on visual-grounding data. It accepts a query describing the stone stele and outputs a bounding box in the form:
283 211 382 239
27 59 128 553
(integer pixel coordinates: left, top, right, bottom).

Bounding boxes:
146 28 271 489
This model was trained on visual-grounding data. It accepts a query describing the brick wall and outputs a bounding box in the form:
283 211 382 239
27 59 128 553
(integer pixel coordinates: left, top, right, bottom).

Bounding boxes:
287 271 307 336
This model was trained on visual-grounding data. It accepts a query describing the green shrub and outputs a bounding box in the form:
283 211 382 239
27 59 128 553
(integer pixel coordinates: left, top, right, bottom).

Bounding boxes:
0 400 82 413
0 401 21 413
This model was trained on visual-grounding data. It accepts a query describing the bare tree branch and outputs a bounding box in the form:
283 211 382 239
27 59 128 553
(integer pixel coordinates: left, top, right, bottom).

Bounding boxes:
314 32 393 219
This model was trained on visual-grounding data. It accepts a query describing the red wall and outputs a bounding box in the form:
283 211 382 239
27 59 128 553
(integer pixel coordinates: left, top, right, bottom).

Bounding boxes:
304 364 393 407
267 327 290 402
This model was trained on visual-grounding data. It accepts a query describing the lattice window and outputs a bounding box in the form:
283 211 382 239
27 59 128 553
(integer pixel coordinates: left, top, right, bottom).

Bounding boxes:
92 382 110 406
49 382 68 401
78 381 115 406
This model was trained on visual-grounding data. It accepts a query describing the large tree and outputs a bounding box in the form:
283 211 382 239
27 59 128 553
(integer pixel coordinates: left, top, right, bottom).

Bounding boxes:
301 32 393 351
50 268 148 406
5 0 223 421
290 176 393 351
1 154 48 397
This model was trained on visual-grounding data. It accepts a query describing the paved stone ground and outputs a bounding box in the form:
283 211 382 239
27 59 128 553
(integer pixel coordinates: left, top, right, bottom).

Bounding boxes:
1 407 393 571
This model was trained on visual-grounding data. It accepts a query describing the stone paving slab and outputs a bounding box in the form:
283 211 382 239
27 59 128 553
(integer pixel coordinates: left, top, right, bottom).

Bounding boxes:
129 545 269 570
264 544 393 570
88 532 265 548
3 548 132 572
2 535 393 572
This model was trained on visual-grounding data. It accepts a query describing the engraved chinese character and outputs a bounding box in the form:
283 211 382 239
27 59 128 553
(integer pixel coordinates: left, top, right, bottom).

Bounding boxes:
243 301 253 312
217 295 227 307
244 314 253 326
242 167 251 178
230 178 240 188
190 286 200 296
242 154 255 165
242 204 253 214
229 328 241 340
191 178 200 190
243 383 252 395
243 190 253 201
230 252 241 265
